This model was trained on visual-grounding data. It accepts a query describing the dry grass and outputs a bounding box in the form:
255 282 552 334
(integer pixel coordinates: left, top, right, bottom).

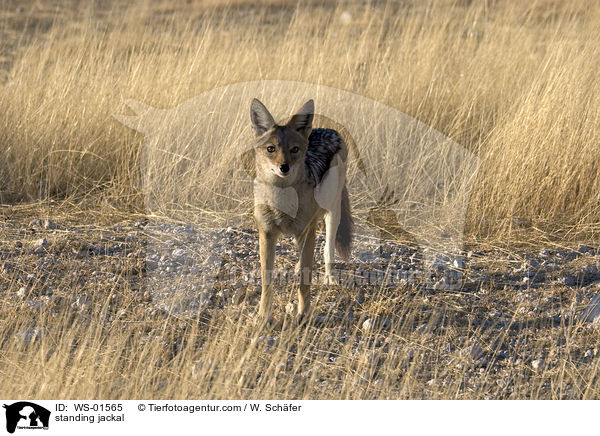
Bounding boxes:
0 0 599 239
1 0 600 399
2 217 599 400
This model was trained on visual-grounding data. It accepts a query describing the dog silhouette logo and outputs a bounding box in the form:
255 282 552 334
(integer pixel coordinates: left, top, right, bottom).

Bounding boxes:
2 402 50 433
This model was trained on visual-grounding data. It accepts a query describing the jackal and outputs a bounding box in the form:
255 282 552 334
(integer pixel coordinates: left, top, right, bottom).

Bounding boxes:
250 98 353 321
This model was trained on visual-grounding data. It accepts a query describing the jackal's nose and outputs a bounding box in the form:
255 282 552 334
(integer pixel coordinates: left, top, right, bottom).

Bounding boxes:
280 163 290 173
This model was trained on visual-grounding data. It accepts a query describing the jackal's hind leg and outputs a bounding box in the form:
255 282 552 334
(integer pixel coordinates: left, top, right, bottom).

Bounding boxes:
323 207 340 285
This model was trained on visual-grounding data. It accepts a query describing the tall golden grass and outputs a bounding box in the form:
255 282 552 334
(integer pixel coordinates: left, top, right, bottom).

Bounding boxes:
1 0 599 240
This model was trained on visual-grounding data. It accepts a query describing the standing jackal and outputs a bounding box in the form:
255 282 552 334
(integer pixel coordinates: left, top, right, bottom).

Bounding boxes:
250 98 353 321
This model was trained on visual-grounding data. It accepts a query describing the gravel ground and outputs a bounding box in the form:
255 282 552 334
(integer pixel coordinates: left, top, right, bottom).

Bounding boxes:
4 216 600 328
3 216 600 398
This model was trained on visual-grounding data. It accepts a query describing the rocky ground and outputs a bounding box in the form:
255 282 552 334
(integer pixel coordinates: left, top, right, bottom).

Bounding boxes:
3 216 600 398
5 217 600 319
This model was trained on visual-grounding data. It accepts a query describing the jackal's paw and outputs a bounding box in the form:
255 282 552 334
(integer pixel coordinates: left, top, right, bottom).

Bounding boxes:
322 273 338 286
286 303 309 327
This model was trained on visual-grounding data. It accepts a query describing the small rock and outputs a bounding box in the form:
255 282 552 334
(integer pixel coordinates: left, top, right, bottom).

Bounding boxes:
28 219 42 228
15 328 45 346
539 249 551 257
560 276 576 287
460 344 484 361
426 378 438 386
231 289 245 305
258 336 278 347
453 257 465 270
415 323 427 333
285 302 295 315
496 378 510 388
34 237 48 247
43 219 57 229
27 218 57 229
24 300 43 310
362 318 374 332
73 295 92 309
531 359 544 370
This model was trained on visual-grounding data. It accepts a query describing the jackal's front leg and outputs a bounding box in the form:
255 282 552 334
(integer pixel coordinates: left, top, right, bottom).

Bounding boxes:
258 229 277 321
297 226 316 318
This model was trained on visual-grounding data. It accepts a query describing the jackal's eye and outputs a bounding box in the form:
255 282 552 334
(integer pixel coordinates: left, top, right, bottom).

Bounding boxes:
266 145 275 153
290 146 299 153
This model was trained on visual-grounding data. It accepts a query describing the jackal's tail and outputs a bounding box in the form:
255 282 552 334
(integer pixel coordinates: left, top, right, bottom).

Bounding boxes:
336 185 353 259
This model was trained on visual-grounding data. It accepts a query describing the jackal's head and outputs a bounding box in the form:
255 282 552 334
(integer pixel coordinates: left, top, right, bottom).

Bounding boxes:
250 98 313 184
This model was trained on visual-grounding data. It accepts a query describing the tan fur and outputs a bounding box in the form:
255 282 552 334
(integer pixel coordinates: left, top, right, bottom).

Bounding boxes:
251 99 353 321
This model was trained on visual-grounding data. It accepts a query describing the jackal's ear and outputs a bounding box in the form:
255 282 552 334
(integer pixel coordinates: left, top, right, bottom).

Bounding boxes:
287 99 314 139
250 99 276 136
